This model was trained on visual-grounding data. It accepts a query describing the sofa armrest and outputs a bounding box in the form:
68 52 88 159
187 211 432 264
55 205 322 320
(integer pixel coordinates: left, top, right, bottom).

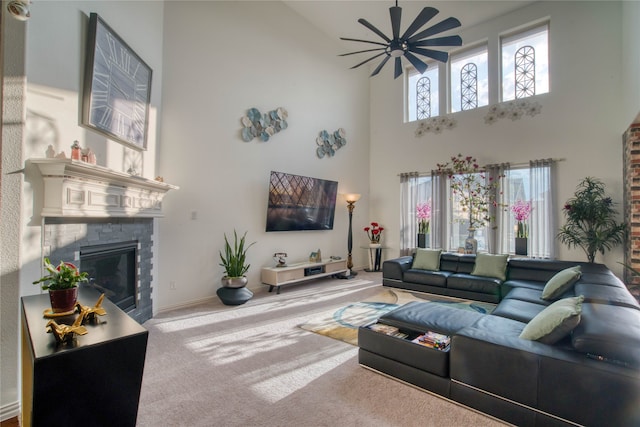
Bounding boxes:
382 256 413 281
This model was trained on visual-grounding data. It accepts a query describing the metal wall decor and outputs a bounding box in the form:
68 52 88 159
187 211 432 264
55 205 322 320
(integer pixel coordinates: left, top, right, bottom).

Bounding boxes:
461 63 478 111
416 77 431 120
240 107 288 142
316 128 347 158
415 116 456 137
515 45 536 99
484 99 542 125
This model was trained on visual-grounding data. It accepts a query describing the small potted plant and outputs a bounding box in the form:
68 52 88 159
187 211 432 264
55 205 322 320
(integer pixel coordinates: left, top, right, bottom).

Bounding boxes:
33 258 89 313
217 230 256 305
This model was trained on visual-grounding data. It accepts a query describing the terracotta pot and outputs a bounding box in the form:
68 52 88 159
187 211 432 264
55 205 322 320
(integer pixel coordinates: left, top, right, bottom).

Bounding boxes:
48 287 78 313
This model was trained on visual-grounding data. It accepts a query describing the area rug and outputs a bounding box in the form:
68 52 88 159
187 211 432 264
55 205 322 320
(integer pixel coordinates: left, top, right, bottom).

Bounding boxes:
298 288 495 346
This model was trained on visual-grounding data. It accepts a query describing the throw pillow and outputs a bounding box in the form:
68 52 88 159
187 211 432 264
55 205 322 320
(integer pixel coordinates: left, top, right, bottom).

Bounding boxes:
541 266 582 301
519 295 584 344
470 253 509 281
412 248 442 271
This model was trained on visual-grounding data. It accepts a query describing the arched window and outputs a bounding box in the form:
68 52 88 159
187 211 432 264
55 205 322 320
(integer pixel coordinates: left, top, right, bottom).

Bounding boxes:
416 77 431 119
515 45 535 99
461 63 478 110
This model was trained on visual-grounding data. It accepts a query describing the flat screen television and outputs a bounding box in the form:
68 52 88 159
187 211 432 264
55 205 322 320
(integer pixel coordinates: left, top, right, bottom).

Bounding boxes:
266 171 338 232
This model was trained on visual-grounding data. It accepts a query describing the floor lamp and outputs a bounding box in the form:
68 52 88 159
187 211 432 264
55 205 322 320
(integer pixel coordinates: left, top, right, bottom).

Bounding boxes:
344 193 361 278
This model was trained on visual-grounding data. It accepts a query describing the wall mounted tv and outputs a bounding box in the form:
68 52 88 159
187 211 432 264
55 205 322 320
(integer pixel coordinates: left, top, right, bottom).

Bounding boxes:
266 171 338 232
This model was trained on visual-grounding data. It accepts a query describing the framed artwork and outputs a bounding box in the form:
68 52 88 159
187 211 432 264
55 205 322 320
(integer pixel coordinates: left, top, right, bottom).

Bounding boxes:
82 13 152 150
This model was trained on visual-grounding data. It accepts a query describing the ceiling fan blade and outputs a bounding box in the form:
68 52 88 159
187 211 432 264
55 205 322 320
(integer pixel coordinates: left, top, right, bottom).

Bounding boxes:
410 47 449 63
404 51 428 74
394 57 403 79
340 37 389 47
371 55 391 77
408 17 462 43
350 51 388 69
401 7 439 40
358 18 391 43
413 35 462 47
390 6 402 40
339 48 387 57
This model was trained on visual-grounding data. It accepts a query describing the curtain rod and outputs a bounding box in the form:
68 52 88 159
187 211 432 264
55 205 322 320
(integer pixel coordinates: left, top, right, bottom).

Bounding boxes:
398 157 565 177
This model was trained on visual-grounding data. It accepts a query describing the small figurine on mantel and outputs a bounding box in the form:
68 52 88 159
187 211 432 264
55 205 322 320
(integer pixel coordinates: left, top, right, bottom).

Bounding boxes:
71 140 82 160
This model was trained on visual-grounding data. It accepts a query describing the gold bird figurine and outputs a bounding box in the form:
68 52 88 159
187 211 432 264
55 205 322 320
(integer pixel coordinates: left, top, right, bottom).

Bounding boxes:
76 293 107 323
46 313 88 344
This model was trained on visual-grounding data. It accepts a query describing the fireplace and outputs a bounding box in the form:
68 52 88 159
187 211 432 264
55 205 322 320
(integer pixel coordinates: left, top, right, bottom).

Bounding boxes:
43 218 154 323
81 241 139 312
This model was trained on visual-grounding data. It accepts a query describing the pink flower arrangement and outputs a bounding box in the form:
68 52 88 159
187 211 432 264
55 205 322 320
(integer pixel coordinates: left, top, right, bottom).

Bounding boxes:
364 222 384 243
416 201 431 234
511 200 531 238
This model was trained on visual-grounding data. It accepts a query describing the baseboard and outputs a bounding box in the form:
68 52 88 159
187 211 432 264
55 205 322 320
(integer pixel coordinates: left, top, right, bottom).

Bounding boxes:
154 295 216 315
0 401 19 422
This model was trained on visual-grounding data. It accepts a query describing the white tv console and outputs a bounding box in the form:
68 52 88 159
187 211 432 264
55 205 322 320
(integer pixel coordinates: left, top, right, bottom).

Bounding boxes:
260 258 348 294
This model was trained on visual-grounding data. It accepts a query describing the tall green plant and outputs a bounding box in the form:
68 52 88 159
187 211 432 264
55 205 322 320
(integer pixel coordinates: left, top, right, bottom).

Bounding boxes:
219 230 256 278
557 177 626 263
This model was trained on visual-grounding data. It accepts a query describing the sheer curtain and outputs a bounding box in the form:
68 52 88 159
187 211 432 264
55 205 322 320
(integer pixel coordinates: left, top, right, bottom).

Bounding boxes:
399 172 420 256
486 163 511 254
431 170 448 250
530 159 556 258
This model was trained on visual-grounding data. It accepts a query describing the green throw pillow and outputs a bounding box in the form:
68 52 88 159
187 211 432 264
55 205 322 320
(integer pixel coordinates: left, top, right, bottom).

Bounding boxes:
470 253 509 281
541 266 582 301
412 248 442 271
520 295 584 344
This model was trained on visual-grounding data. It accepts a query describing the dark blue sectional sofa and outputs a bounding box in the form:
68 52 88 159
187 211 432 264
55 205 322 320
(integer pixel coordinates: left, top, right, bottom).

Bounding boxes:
358 252 640 426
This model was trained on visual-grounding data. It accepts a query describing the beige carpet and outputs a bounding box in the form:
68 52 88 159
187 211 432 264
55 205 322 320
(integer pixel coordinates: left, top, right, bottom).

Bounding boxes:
298 288 495 345
137 272 507 426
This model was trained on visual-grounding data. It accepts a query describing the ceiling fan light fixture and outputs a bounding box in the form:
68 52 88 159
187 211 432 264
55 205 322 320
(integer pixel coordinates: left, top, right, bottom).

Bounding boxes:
340 1 462 78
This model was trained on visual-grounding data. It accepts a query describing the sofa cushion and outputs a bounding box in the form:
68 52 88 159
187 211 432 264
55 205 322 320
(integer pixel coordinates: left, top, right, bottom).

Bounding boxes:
571 303 640 366
541 266 581 301
447 274 502 297
575 283 640 309
502 287 551 306
492 298 547 323
520 296 584 344
471 253 508 281
403 269 451 288
412 248 442 271
379 301 485 335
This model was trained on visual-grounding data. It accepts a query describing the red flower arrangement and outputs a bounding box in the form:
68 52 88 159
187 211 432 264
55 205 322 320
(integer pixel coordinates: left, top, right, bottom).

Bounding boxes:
364 222 384 243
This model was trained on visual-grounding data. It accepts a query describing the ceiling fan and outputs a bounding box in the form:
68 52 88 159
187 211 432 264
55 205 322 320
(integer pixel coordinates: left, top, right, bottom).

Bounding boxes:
340 1 463 79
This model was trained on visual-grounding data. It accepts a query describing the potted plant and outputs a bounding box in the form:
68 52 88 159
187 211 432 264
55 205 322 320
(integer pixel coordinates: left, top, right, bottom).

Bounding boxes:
217 230 256 305
557 177 627 263
511 199 531 255
416 201 432 248
33 258 89 313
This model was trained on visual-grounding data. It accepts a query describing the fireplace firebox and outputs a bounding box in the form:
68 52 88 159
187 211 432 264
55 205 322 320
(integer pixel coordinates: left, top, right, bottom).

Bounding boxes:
81 241 139 312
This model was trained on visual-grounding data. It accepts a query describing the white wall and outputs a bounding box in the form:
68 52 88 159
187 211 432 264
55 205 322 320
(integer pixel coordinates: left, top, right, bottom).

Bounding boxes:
155 1 370 311
368 1 627 275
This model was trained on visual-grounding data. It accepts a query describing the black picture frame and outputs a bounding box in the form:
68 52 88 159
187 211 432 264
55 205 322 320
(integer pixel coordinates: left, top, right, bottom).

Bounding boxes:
82 13 152 151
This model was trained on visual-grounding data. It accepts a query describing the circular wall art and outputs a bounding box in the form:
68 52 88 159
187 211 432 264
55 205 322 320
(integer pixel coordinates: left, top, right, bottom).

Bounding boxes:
240 107 288 142
316 128 346 158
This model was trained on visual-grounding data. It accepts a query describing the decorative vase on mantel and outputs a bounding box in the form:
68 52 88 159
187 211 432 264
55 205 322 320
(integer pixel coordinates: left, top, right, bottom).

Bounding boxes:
515 237 528 256
464 228 478 254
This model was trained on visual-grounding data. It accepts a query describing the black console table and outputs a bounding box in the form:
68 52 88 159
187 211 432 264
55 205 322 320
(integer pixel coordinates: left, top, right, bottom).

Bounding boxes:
21 287 148 427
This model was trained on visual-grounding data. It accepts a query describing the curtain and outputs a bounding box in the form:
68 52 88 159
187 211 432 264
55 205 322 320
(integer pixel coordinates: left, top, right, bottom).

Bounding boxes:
399 172 420 256
530 158 556 258
431 170 448 250
486 163 511 254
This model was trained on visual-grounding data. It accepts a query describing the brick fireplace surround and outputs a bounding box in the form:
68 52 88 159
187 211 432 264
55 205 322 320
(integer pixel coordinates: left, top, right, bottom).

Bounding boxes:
43 218 154 324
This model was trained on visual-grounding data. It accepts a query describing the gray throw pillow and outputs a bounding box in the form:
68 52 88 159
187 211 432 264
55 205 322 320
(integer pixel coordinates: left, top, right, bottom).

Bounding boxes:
541 266 582 301
470 253 509 281
412 248 442 271
520 295 584 344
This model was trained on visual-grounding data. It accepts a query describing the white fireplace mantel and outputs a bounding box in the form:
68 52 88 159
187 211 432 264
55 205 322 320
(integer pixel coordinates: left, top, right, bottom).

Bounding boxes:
29 159 179 218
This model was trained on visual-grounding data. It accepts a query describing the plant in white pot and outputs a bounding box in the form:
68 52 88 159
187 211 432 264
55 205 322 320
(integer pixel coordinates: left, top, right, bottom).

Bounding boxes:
217 230 256 305
33 258 89 313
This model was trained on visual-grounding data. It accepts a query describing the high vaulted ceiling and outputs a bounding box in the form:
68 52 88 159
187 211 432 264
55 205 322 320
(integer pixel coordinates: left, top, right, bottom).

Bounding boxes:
283 0 537 50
